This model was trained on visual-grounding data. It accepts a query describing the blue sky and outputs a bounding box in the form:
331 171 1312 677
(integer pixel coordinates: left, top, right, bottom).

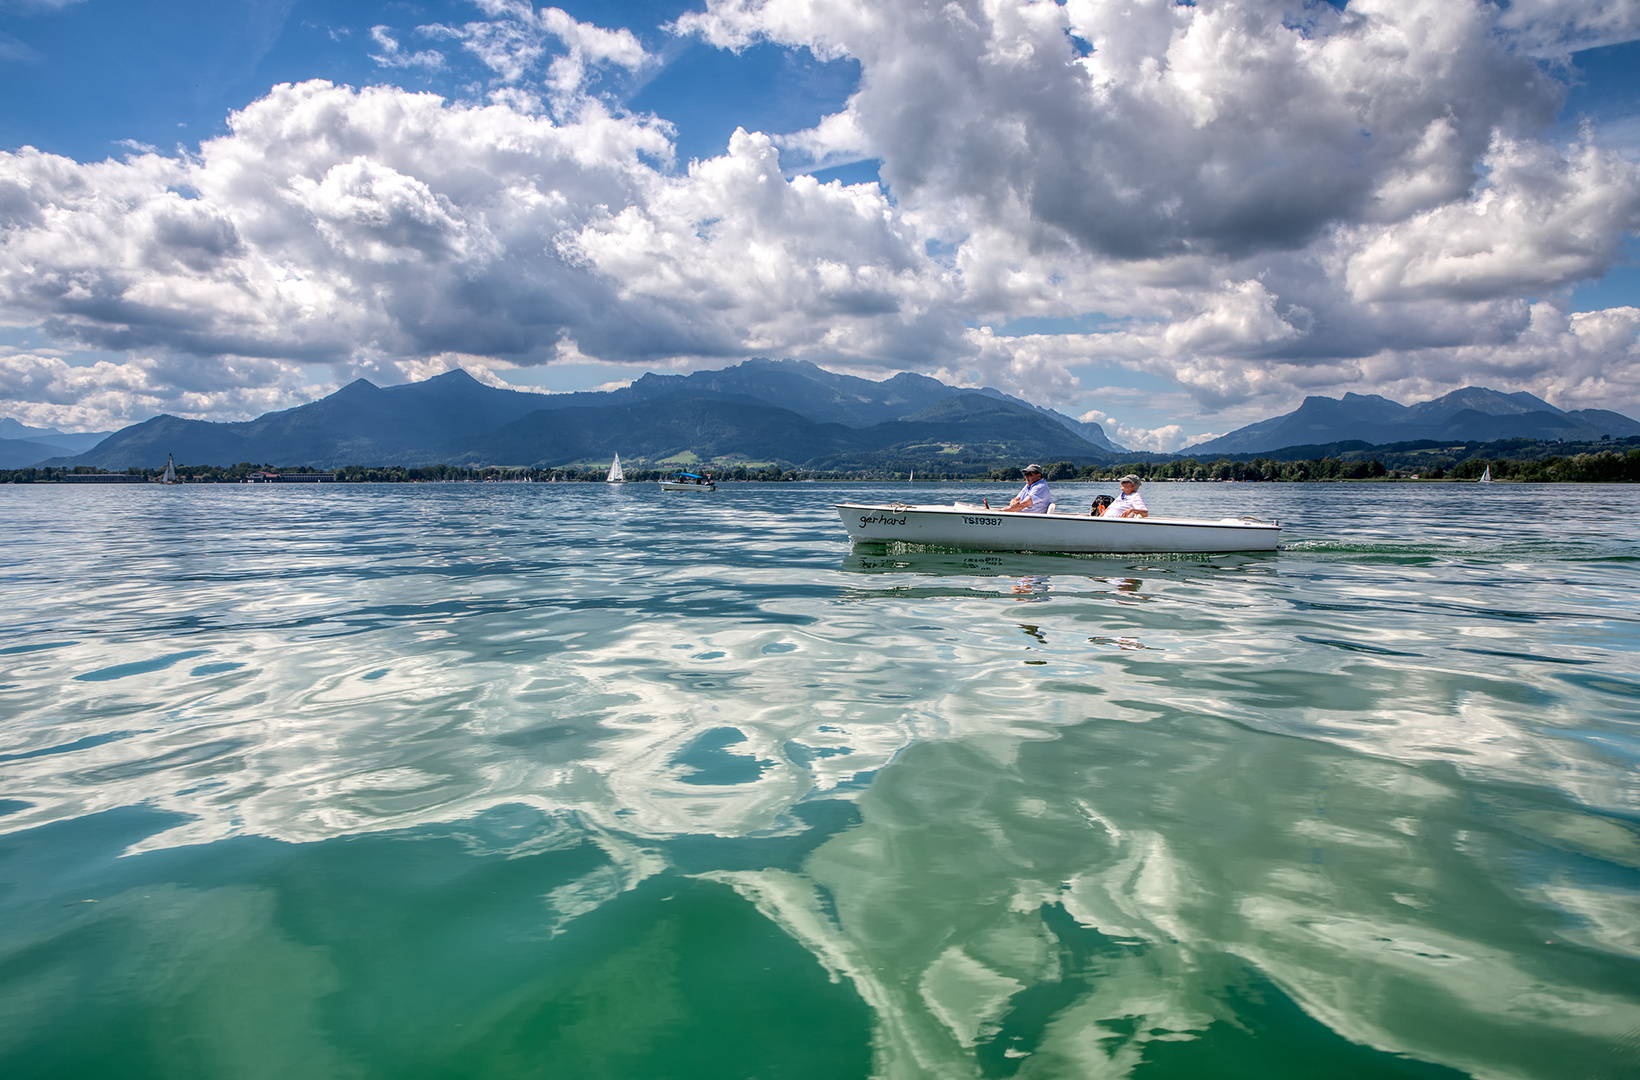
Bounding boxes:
0 1 869 171
1 0 1638 449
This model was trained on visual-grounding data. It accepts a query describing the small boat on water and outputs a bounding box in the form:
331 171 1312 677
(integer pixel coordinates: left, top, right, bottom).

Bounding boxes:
1478 465 1492 483
659 471 715 491
836 501 1280 554
161 453 178 485
606 454 626 484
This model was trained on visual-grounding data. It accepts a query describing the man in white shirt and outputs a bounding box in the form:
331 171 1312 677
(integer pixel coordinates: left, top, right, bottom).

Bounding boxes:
1104 474 1149 518
1007 464 1052 513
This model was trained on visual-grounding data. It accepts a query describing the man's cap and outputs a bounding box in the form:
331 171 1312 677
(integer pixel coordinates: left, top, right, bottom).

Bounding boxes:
1023 463 1043 474
1119 474 1141 485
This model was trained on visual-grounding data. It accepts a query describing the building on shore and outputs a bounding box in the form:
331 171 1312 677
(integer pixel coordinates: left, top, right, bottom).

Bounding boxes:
244 471 339 483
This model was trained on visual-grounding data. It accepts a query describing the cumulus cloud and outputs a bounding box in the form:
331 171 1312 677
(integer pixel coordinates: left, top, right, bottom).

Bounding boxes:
4 0 1640 432
676 0 1562 259
566 128 954 364
665 0 1640 419
0 349 324 430
1078 405 1194 455
0 76 954 420
774 109 873 173
1346 136 1640 302
1396 302 1640 411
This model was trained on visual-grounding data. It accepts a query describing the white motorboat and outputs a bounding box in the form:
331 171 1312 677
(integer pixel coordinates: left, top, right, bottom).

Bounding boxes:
659 471 715 491
836 501 1280 554
606 454 626 484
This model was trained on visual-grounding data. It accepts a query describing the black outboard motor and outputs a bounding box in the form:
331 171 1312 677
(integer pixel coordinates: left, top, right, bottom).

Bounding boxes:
1092 494 1114 516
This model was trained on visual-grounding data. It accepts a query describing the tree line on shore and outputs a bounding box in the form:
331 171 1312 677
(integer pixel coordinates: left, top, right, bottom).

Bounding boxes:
4 446 1639 484
1036 447 1640 484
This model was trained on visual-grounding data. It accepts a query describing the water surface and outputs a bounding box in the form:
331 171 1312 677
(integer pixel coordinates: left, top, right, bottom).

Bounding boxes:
2 481 1637 1079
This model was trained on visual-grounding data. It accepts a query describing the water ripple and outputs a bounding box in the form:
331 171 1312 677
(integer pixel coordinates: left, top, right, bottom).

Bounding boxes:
1 481 1637 1079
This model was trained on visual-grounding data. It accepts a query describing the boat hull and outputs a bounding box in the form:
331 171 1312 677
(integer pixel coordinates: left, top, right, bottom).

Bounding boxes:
836 502 1280 554
659 481 715 491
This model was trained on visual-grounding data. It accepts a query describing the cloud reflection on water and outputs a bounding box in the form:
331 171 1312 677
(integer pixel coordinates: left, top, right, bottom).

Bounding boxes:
1 483 1638 1077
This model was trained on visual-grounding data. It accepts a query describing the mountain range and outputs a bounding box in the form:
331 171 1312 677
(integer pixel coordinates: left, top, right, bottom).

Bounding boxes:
0 418 113 468
9 362 1639 472
1190 387 1640 455
34 359 1127 472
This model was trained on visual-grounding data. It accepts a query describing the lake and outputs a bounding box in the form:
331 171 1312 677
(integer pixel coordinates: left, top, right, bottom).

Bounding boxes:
1 480 1637 1079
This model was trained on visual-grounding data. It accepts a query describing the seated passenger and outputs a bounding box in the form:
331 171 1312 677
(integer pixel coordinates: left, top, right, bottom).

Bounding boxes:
1006 464 1052 514
1106 474 1149 518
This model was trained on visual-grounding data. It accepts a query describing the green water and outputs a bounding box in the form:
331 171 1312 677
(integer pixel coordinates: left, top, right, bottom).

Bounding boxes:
1 482 1637 1079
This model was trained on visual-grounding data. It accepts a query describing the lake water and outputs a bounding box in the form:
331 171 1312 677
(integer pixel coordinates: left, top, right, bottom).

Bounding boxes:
2 480 1638 1080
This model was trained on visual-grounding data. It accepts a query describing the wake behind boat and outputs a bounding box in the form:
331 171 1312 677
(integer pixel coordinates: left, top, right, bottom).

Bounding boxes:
836 501 1280 554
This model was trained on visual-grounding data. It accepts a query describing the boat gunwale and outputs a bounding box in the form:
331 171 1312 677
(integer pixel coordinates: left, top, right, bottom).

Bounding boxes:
834 502 1279 532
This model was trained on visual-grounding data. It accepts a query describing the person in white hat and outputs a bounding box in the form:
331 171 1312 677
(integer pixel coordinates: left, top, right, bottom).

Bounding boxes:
1006 464 1052 513
1105 474 1149 518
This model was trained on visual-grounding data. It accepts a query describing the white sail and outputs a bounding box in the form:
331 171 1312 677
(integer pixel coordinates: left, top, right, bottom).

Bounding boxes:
162 453 177 484
607 454 625 483
1479 465 1492 483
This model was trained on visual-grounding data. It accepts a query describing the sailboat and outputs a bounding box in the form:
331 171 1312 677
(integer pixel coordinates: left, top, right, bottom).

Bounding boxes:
161 453 178 484
1478 465 1492 483
606 454 626 484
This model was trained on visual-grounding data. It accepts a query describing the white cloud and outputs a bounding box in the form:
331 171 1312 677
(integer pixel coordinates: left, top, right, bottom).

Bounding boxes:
368 26 446 71
0 349 323 430
4 0 1640 432
1496 0 1640 57
1346 136 1640 302
1397 302 1640 412
1078 406 1194 454
1590 112 1640 163
566 128 955 364
391 352 555 393
675 0 1561 259
774 110 873 173
659 0 1640 422
0 78 956 421
424 3 649 112
0 31 42 64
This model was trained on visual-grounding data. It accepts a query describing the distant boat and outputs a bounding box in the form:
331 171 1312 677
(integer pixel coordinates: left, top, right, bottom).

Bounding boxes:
659 471 715 491
161 453 178 484
1478 465 1492 483
607 454 625 484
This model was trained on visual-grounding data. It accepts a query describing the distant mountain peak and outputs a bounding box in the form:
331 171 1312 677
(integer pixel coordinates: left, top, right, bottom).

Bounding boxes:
1192 384 1628 455
424 368 482 385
